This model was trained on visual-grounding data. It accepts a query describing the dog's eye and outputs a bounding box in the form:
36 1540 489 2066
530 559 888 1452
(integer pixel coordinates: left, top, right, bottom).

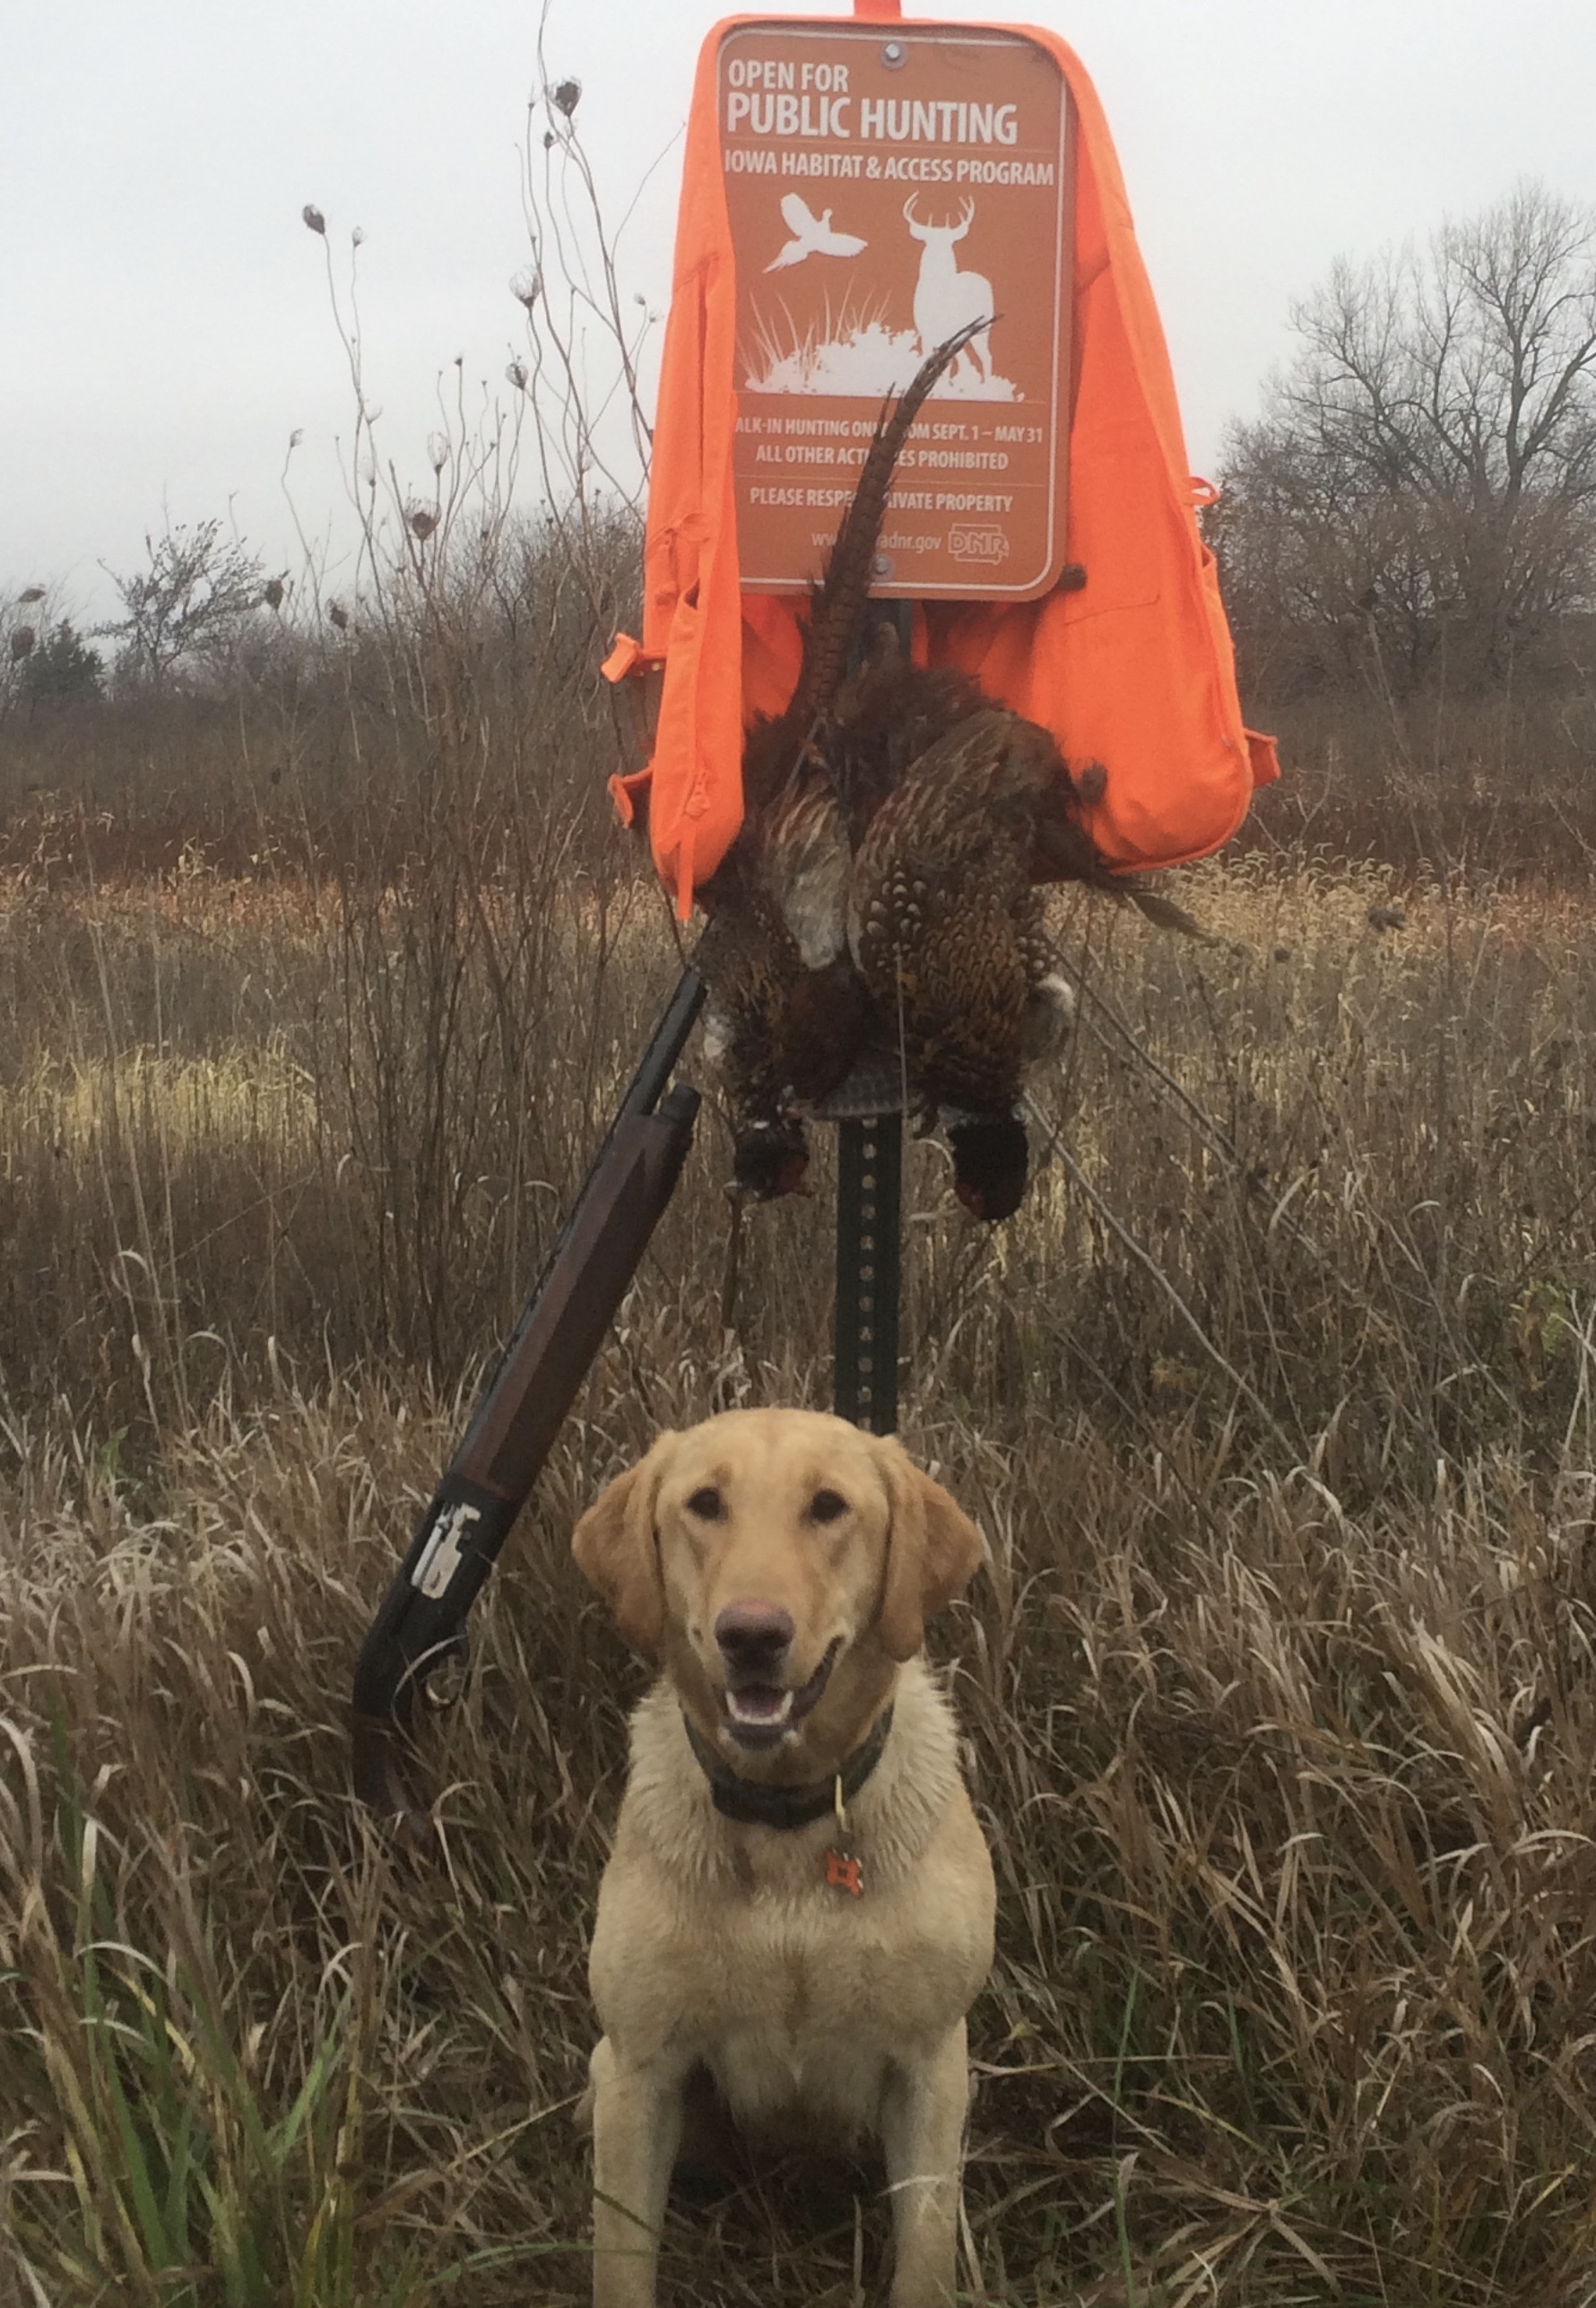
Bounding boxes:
685 1486 724 1521
809 1489 848 1524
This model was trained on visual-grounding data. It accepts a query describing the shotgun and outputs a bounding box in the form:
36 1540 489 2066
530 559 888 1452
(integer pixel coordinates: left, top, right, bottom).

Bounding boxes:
351 965 705 1821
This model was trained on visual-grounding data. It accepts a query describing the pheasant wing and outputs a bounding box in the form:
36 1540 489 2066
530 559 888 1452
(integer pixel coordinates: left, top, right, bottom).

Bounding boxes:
845 707 1036 957
846 710 1040 1114
758 772 852 970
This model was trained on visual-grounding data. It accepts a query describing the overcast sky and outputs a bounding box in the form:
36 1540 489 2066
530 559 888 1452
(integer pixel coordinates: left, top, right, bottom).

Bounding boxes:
6 0 1596 627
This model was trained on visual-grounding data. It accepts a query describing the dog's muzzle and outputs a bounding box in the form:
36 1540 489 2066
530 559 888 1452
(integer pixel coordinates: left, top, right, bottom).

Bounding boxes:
720 1636 843 1749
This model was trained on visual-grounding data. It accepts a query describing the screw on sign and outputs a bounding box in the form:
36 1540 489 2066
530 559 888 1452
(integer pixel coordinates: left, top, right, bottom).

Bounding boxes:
719 20 1071 600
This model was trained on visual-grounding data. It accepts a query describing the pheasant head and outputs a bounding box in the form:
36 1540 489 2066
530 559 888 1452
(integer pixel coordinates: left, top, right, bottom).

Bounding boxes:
733 1116 811 1201
946 1112 1029 1223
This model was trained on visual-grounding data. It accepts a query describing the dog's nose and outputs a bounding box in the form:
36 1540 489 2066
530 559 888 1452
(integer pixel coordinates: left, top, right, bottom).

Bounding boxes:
714 1600 795 1674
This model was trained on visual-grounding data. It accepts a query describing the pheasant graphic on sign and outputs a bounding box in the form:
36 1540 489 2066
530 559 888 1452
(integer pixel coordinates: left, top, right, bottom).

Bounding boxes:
765 194 868 270
720 20 1071 598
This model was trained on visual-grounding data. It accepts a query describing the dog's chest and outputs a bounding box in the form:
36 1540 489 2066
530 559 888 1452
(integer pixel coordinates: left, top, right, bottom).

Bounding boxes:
690 1879 906 2125
592 1673 994 2136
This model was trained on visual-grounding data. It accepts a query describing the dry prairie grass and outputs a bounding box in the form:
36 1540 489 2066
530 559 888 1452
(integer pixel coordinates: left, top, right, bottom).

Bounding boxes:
4 852 1596 2303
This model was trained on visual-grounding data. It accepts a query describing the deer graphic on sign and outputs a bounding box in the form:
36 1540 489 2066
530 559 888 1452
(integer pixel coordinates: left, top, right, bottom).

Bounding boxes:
904 198 993 387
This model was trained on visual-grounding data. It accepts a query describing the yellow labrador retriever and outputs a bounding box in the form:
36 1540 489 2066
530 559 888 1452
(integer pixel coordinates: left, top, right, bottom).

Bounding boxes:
572 1407 994 2308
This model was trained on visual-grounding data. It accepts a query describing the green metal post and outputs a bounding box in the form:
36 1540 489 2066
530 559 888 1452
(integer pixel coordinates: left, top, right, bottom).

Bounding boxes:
831 602 911 1435
833 1114 902 1433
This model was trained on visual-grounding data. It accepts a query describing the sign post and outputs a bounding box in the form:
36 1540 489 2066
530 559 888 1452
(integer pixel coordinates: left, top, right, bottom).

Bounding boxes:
832 1113 903 1433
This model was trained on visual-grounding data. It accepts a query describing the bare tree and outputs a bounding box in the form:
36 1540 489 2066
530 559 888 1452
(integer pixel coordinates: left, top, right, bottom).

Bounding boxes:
97 520 267 690
1217 181 1596 692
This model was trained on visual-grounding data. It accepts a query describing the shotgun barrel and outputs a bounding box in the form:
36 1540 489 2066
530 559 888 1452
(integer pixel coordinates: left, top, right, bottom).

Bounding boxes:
351 967 704 1818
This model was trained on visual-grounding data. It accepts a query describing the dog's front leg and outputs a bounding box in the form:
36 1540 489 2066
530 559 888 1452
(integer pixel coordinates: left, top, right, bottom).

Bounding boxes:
880 2022 971 2308
587 2035 685 2308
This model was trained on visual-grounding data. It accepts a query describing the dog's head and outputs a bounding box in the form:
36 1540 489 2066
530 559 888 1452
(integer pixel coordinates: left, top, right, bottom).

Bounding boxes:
572 1409 982 1764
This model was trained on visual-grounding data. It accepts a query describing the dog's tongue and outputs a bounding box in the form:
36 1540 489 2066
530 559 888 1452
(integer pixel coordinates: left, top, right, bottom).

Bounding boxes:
727 1687 794 1728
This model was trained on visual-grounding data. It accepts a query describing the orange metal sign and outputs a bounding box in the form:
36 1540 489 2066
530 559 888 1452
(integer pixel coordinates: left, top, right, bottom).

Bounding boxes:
717 20 1071 601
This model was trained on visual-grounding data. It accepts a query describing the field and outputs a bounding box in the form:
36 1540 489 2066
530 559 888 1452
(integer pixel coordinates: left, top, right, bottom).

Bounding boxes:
4 821 1596 2307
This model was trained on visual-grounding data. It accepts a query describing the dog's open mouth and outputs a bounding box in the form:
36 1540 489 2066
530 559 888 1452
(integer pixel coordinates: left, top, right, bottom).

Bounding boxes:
721 1638 843 1749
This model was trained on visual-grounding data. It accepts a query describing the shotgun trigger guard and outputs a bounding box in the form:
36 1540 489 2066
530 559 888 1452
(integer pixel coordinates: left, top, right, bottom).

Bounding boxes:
409 1627 471 1713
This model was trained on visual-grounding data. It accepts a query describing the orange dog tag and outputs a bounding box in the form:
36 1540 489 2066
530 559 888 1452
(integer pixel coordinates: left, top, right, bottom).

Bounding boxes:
825 1848 864 1897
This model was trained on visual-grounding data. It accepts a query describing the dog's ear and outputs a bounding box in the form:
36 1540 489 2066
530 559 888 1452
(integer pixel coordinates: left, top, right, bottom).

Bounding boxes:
572 1434 676 1657
874 1440 984 1662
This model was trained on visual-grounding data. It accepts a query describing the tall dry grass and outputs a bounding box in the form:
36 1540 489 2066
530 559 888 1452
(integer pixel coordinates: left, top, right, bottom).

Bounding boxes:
3 852 1593 1478
1233 611 1596 881
4 850 1596 2302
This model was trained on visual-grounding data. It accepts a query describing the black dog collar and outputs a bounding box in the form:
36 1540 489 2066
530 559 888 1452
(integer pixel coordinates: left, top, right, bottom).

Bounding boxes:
681 1703 895 1830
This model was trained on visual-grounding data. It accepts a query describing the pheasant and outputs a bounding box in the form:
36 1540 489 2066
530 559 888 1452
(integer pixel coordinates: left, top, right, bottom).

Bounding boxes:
693 321 1190 1212
695 866 842 1201
844 706 1093 1218
696 322 987 1196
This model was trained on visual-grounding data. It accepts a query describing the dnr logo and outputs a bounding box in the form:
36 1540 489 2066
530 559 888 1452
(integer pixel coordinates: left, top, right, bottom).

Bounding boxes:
949 525 1009 562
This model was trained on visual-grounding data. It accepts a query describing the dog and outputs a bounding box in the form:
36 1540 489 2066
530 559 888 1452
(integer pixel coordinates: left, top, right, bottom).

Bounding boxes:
572 1407 995 2308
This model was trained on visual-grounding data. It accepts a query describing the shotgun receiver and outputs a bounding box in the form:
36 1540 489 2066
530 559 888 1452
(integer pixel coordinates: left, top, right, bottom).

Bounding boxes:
351 965 705 1818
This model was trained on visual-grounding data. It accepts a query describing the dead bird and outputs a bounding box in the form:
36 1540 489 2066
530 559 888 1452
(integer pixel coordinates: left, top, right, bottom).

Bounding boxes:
696 321 989 1193
843 707 1102 1216
693 322 1196 1213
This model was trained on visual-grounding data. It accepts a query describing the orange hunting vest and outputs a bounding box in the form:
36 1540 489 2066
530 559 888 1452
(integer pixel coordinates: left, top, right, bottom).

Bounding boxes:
604 15 1279 915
